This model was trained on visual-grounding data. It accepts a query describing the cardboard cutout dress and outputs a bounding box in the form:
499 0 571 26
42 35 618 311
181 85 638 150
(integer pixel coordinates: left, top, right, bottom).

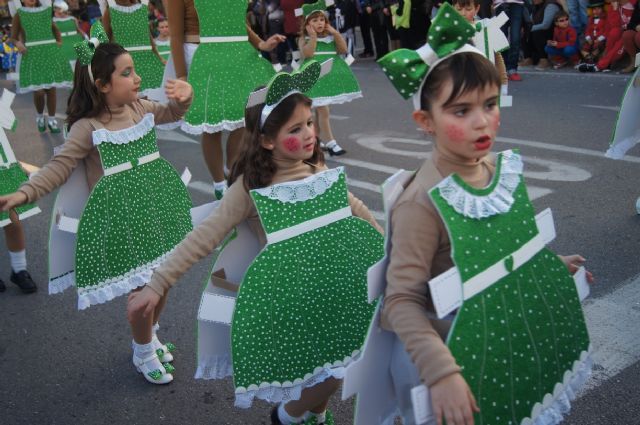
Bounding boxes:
344 150 592 425
53 16 83 71
0 89 40 227
606 54 640 159
48 114 193 309
11 0 73 93
106 0 165 99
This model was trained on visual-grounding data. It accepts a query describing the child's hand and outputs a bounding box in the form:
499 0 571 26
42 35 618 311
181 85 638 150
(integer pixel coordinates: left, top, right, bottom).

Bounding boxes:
165 79 193 103
306 24 317 38
127 286 161 319
431 373 480 425
16 42 26 54
0 191 28 212
559 254 594 283
550 40 558 46
259 34 286 51
326 23 338 35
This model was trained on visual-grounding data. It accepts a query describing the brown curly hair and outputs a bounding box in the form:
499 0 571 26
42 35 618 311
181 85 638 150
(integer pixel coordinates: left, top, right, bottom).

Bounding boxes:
229 93 324 190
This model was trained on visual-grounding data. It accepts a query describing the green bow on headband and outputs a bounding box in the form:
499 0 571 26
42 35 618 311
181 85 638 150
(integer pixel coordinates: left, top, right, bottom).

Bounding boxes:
74 21 109 66
295 0 334 18
377 3 478 100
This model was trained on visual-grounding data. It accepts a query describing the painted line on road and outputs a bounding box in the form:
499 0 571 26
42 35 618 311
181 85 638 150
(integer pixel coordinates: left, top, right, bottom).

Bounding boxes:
330 115 350 120
579 104 620 112
517 69 629 80
581 273 640 391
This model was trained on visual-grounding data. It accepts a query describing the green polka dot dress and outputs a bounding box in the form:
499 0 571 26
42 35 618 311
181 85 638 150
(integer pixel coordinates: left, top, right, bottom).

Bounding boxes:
155 38 171 61
181 0 275 135
53 16 83 70
231 167 384 408
74 114 193 309
302 36 361 107
106 0 165 98
0 130 40 228
428 150 591 425
15 4 73 94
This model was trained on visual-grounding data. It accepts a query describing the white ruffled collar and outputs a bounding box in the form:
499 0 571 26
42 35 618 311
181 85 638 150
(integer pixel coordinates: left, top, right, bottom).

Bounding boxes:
107 0 145 13
252 166 343 203
434 150 523 219
18 3 51 13
92 113 155 146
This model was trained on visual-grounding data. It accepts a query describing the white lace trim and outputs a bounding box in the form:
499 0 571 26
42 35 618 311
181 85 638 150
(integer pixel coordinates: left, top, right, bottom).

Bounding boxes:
194 354 233 380
524 349 592 425
16 81 73 94
76 248 172 310
180 118 245 135
107 0 143 13
49 270 76 295
156 120 183 131
92 113 155 146
311 91 362 107
17 4 50 13
436 149 523 219
252 167 343 203
234 350 358 408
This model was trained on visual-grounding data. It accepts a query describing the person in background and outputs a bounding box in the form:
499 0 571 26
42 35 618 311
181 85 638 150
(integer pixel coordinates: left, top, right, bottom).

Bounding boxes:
357 0 376 57
364 0 390 59
621 0 640 72
545 10 579 68
494 0 526 81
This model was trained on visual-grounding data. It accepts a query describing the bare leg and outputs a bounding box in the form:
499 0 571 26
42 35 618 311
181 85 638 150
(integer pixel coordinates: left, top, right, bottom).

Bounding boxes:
33 90 45 114
4 215 26 252
283 377 341 418
201 132 225 182
128 288 154 344
45 88 56 116
316 106 334 142
225 128 245 171
152 292 169 326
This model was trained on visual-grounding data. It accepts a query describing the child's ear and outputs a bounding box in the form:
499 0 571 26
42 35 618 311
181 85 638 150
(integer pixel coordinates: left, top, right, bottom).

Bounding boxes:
412 109 435 135
95 79 111 94
260 134 275 151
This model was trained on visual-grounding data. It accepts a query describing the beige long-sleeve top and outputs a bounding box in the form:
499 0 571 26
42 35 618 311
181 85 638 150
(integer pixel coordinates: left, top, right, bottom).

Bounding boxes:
381 148 495 387
147 159 384 296
18 96 192 203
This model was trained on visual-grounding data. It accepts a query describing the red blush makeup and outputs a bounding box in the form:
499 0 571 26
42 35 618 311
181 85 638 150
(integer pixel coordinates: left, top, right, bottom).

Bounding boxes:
445 125 467 143
283 137 301 152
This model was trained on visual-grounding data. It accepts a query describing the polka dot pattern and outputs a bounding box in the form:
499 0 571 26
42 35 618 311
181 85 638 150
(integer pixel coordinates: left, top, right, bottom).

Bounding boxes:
0 162 39 227
183 0 275 133
265 61 321 107
75 125 193 292
108 2 164 92
231 171 384 393
54 18 83 66
429 150 590 424
16 7 73 92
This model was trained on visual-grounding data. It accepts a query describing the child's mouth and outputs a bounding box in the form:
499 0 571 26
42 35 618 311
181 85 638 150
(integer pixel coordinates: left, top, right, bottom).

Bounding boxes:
474 136 492 151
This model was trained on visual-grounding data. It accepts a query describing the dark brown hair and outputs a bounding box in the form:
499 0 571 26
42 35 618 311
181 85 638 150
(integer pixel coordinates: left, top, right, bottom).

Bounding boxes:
554 10 570 22
229 93 324 190
419 52 501 111
300 11 327 38
66 42 128 129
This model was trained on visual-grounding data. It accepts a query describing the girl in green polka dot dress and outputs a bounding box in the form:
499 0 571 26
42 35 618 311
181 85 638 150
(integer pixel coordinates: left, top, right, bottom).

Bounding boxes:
0 29 195 386
298 0 362 156
101 0 166 100
356 7 593 425
53 0 85 71
129 62 384 424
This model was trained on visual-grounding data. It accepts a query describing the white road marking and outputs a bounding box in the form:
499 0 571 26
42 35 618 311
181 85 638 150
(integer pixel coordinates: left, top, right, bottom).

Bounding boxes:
330 115 350 120
579 104 621 112
581 274 640 391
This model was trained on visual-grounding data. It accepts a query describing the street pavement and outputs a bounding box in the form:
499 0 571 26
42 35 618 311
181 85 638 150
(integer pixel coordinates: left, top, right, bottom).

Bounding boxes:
0 59 639 424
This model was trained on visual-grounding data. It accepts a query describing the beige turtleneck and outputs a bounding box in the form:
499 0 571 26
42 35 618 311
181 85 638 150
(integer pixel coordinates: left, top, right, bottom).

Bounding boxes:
381 148 495 388
19 97 192 203
147 159 384 297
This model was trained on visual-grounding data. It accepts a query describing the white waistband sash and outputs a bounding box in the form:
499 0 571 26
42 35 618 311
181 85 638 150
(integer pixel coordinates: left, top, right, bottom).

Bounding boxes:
61 31 78 37
266 206 352 245
127 45 153 52
200 36 249 43
103 151 160 176
25 39 56 47
315 51 337 55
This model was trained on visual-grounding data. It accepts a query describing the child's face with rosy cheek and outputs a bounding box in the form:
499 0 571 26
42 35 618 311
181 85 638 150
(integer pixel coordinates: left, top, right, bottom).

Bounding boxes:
414 81 500 162
99 53 142 107
263 103 316 161
23 0 37 7
453 3 480 23
308 14 327 34
158 21 170 37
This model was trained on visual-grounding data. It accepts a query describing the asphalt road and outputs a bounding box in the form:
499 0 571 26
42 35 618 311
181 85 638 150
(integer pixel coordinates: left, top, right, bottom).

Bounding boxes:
0 59 638 425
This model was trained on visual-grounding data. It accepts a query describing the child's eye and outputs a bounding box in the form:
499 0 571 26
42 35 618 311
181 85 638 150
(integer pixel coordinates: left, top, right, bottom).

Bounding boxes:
454 108 467 117
485 100 498 110
122 69 131 77
291 126 301 134
307 119 314 127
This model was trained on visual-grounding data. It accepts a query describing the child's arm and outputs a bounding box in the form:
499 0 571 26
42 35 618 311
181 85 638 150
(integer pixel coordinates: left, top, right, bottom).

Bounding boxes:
556 28 577 48
246 23 286 52
139 79 193 125
51 21 62 45
327 23 348 54
300 27 318 59
531 4 560 31
9 14 25 53
168 0 187 80
347 192 383 234
101 6 113 41
0 119 95 210
128 182 255 316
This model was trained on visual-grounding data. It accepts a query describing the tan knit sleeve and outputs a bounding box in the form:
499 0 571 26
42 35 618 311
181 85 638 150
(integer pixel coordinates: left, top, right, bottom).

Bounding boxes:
18 119 95 203
348 192 383 234
382 199 461 387
168 0 188 79
139 94 192 126
147 181 254 296
495 52 508 85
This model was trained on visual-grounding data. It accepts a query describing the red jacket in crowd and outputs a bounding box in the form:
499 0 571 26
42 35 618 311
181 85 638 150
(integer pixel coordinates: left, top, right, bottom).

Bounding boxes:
585 15 608 41
605 0 637 31
553 26 578 48
281 0 303 35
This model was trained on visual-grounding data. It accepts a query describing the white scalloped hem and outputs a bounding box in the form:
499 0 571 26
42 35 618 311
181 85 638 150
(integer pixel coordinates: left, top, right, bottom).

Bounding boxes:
0 206 40 228
49 271 76 295
194 354 233 380
17 81 73 94
522 349 592 425
252 167 343 203
234 350 358 409
605 135 639 160
107 0 143 13
93 113 154 146
436 149 523 219
311 91 362 107
180 119 245 135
